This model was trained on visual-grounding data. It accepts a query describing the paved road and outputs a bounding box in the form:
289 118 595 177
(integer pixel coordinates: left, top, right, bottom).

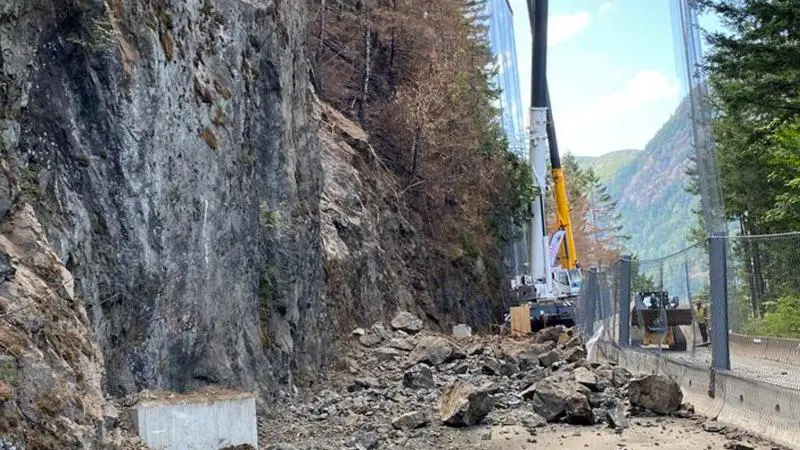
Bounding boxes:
665 344 800 391
595 317 800 391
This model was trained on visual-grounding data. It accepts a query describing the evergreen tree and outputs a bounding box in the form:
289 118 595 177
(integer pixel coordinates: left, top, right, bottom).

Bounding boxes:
697 0 800 336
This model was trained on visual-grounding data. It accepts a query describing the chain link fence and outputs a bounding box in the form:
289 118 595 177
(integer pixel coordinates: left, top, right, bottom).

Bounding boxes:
572 239 800 387
722 232 800 391
572 246 710 359
569 235 800 448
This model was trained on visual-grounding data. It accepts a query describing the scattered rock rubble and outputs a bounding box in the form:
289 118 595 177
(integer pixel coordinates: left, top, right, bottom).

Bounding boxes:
258 311 787 450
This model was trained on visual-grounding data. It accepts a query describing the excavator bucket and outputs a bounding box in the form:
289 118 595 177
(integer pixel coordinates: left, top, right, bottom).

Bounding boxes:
630 291 691 351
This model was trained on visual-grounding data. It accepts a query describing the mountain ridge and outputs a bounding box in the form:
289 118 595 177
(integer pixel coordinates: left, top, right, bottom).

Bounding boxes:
576 98 697 261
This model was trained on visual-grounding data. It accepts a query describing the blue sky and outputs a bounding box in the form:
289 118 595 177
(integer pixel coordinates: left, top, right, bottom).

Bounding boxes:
507 0 717 157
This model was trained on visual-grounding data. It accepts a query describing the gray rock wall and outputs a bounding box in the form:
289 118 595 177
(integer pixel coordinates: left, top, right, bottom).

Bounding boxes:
1 0 324 399
0 0 504 412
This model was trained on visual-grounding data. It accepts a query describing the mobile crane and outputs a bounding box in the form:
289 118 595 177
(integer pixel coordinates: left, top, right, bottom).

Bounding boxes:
507 0 582 331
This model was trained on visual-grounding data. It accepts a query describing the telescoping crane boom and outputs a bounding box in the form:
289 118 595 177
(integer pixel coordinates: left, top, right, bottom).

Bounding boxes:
507 0 582 331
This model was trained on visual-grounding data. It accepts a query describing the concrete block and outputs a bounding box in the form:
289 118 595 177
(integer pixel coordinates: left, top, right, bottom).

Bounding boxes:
452 324 472 339
132 390 258 449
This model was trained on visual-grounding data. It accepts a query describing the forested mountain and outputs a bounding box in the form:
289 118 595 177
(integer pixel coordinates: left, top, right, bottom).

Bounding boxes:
577 98 697 260
576 150 640 184
577 0 800 338
695 0 800 336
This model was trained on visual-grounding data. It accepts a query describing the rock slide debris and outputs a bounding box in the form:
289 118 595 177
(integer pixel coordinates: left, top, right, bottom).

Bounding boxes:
258 311 782 449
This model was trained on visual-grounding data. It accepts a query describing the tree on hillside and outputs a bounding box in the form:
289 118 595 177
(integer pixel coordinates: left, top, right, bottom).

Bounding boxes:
696 0 800 234
547 154 630 268
696 0 800 336
631 256 656 293
306 0 535 289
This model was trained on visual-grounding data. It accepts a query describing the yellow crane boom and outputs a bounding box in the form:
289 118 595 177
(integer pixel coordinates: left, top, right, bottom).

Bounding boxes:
545 88 578 270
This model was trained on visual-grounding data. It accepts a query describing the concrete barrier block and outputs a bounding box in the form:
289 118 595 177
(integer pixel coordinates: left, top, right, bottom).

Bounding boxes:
715 372 800 449
132 390 258 450
452 324 472 339
730 333 800 364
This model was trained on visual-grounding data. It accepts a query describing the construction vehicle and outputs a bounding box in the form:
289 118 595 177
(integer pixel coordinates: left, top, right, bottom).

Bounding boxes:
630 291 692 351
505 0 582 332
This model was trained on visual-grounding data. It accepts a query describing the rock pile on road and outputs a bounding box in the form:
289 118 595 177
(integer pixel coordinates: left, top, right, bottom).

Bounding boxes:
260 311 694 449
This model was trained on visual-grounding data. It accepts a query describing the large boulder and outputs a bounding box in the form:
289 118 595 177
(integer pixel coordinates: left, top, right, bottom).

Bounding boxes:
531 379 573 421
374 346 405 361
481 357 518 377
605 404 629 430
388 337 416 351
563 346 586 363
354 432 379 450
533 325 567 344
561 335 583 350
511 350 540 371
593 364 614 382
612 367 633 387
439 381 493 427
519 368 548 392
530 341 557 355
407 336 464 366
359 323 393 347
391 311 424 333
565 393 594 425
573 367 599 390
392 411 429 430
502 341 554 370
538 348 563 368
628 374 683 414
359 332 383 347
403 364 436 390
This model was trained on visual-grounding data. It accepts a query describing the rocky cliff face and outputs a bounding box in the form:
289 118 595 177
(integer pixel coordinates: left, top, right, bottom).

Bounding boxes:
2 0 323 400
319 103 499 338
0 1 505 445
0 205 110 448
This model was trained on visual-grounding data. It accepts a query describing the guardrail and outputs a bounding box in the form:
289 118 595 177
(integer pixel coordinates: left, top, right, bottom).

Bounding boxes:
729 333 800 365
574 244 800 450
598 341 800 449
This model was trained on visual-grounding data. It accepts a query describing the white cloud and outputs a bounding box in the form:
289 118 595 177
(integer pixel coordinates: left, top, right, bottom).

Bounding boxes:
581 70 680 115
549 11 592 46
599 1 618 16
583 52 605 62
555 70 681 155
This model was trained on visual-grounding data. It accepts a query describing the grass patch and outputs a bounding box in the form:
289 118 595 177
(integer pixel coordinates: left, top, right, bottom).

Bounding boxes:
257 266 280 348
259 202 283 231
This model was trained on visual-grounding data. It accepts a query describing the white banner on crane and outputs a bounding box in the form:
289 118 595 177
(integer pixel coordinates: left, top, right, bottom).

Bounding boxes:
548 229 566 266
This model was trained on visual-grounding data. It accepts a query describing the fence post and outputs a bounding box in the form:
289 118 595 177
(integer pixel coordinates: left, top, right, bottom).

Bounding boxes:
618 256 632 347
709 232 731 371
584 268 598 336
